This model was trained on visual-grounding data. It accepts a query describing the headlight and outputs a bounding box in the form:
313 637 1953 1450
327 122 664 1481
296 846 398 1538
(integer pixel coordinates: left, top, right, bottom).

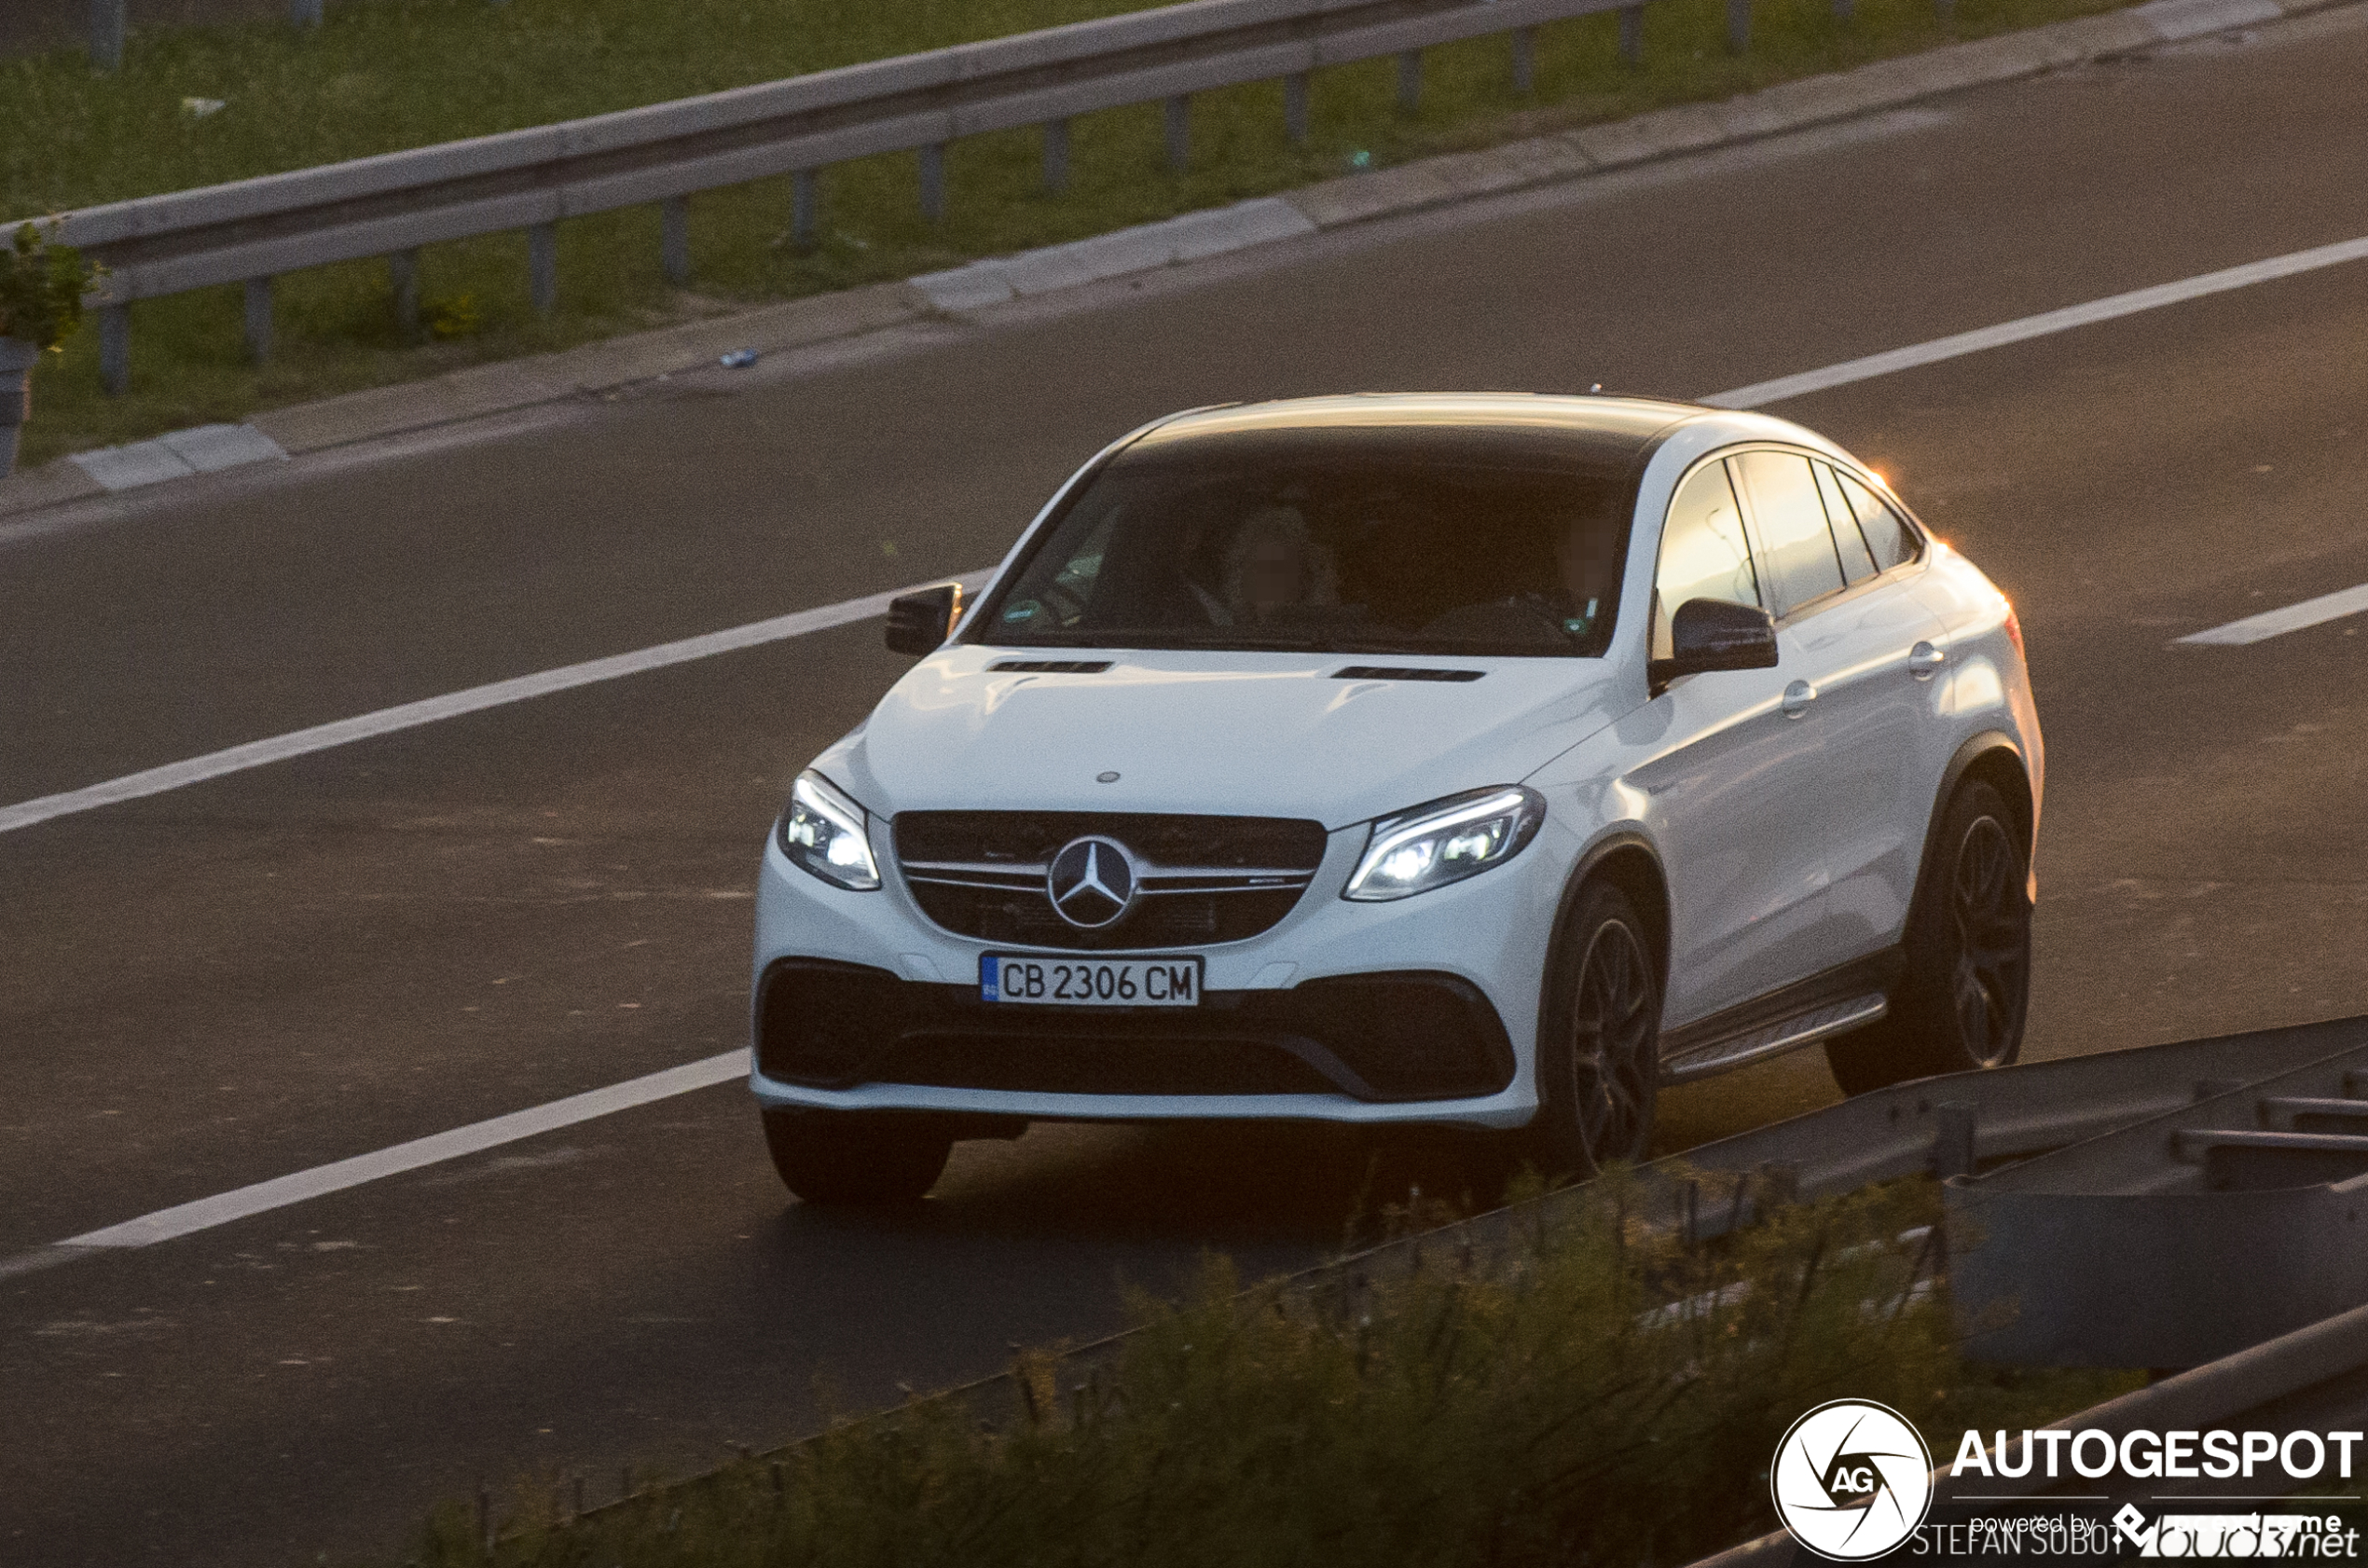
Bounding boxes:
1343 785 1546 902
776 771 882 890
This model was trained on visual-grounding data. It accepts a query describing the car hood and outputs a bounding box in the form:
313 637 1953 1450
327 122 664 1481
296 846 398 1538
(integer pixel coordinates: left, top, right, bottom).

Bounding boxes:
819 645 1634 829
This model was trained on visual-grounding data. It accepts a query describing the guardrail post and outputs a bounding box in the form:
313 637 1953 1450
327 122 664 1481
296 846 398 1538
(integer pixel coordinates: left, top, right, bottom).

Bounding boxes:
1509 27 1535 94
1934 0 1954 21
1833 0 1853 20
528 223 558 314
659 197 690 286
1163 95 1190 173
99 306 130 396
1934 1101 1977 1180
917 144 946 224
1618 4 1645 64
1727 0 1751 52
290 0 323 24
1396 49 1422 114
243 278 273 364
1283 73 1310 145
89 0 124 70
388 250 420 337
1042 118 1070 194
791 171 819 248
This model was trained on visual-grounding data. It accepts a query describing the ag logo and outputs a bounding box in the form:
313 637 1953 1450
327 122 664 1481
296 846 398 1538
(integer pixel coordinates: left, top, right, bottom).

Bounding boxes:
1770 1399 1934 1561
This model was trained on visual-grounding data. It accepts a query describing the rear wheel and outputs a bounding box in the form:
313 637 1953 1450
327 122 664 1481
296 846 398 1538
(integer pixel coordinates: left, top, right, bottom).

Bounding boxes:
762 1107 953 1205
1527 882 1661 1180
1826 777 2031 1094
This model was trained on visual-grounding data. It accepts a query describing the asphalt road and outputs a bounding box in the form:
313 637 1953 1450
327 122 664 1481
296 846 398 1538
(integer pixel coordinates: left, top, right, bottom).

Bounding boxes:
7 10 2368 1562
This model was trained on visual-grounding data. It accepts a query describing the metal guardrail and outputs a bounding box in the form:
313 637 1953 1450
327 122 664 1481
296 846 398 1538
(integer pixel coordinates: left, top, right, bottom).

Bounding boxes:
31 0 1851 394
1949 1034 2368 1369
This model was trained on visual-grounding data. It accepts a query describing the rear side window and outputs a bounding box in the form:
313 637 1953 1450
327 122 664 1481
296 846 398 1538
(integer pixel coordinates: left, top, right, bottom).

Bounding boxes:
1653 460 1758 660
1731 450 1844 616
1814 461 1878 585
1837 470 1920 571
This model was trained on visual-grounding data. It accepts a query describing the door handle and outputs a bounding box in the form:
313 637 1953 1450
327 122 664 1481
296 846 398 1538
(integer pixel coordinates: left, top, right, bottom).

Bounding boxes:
1908 641 1947 681
1782 679 1818 718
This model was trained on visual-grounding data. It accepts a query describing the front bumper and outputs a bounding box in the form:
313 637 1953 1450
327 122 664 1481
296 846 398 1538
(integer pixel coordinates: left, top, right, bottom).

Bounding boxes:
749 816 1564 1130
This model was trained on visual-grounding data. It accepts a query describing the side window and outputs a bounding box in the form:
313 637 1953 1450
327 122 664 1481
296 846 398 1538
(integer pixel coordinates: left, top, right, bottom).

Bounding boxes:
1838 470 1920 572
1653 459 1758 660
1814 461 1878 585
1731 450 1844 616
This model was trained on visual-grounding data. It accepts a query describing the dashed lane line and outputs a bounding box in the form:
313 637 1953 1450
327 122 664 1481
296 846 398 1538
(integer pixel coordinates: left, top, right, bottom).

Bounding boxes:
1707 232 2368 410
2176 582 2368 646
0 1051 750 1280
0 571 993 837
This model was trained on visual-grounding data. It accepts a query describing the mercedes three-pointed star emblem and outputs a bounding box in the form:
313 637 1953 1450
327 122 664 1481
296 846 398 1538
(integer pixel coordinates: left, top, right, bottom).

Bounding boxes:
1046 836 1138 929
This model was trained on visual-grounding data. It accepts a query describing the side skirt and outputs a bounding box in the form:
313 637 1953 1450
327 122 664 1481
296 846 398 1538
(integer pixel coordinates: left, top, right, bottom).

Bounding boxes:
1656 948 1904 1085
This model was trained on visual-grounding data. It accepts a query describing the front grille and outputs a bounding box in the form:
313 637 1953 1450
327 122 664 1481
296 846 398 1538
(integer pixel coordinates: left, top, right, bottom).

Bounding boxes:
894 811 1328 951
755 960 1516 1103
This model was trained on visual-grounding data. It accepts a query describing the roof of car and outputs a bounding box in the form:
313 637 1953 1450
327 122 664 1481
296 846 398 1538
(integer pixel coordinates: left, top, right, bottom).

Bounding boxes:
1122 393 1700 468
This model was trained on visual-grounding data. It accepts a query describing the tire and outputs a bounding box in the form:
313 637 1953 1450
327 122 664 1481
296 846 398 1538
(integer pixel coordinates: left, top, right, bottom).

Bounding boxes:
1825 777 2032 1095
762 1107 953 1205
1527 881 1662 1180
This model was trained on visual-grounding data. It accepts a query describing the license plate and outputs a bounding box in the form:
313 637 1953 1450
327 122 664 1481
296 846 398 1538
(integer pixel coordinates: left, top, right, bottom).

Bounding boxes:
980 954 1204 1007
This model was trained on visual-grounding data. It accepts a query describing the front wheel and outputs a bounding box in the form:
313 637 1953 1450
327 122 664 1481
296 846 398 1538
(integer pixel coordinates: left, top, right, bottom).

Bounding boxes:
762 1107 953 1205
1526 882 1662 1181
1826 777 2031 1095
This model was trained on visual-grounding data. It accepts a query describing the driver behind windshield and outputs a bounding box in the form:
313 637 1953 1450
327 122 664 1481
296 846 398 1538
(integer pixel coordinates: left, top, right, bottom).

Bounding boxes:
1216 504 1340 626
1412 493 1623 647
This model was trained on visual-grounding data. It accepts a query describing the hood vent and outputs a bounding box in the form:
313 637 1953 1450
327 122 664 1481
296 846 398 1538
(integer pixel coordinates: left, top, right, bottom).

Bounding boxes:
1331 666 1485 682
989 659 1114 674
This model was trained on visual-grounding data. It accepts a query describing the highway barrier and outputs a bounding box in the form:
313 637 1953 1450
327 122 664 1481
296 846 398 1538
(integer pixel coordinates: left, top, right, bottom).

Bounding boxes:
1948 1036 2368 1369
27 0 1919 394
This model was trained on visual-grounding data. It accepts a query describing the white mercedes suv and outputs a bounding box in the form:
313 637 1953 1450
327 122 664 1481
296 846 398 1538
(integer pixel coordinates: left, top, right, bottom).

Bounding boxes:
750 394 2041 1204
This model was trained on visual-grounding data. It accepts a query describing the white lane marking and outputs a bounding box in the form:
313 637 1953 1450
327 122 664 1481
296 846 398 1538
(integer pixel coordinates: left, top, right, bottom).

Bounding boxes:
2175 582 2368 645
1705 233 2368 408
0 571 991 836
0 1051 747 1276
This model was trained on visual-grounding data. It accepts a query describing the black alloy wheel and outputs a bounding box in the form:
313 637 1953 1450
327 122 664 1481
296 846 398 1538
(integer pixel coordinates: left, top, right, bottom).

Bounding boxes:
1948 813 2029 1068
1825 777 2031 1095
1532 882 1661 1178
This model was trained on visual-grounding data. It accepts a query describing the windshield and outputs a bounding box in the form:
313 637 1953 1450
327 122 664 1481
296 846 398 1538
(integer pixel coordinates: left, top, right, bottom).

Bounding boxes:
974 438 1640 657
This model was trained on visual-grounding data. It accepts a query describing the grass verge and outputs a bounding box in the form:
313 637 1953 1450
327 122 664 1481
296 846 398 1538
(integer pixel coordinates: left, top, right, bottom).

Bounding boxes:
390 1175 2138 1568
7 0 2139 469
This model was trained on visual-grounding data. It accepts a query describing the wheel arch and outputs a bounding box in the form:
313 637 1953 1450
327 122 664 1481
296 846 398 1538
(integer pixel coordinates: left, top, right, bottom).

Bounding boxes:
1917 731 2037 914
1543 831 1673 1011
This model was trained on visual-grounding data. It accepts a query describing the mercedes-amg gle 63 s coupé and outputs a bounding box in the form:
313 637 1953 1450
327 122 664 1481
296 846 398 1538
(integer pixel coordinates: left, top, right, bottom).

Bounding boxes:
751 394 2041 1204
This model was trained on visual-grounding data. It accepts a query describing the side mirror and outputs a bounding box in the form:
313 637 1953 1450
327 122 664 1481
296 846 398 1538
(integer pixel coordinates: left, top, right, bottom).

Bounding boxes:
884 583 962 656
1647 598 1778 695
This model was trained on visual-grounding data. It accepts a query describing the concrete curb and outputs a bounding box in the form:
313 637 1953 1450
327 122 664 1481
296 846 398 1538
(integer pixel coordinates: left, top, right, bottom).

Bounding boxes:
0 0 2321 521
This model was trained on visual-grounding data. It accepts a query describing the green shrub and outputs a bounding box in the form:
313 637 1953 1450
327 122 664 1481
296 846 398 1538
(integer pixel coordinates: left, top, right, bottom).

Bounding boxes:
0 222 93 354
